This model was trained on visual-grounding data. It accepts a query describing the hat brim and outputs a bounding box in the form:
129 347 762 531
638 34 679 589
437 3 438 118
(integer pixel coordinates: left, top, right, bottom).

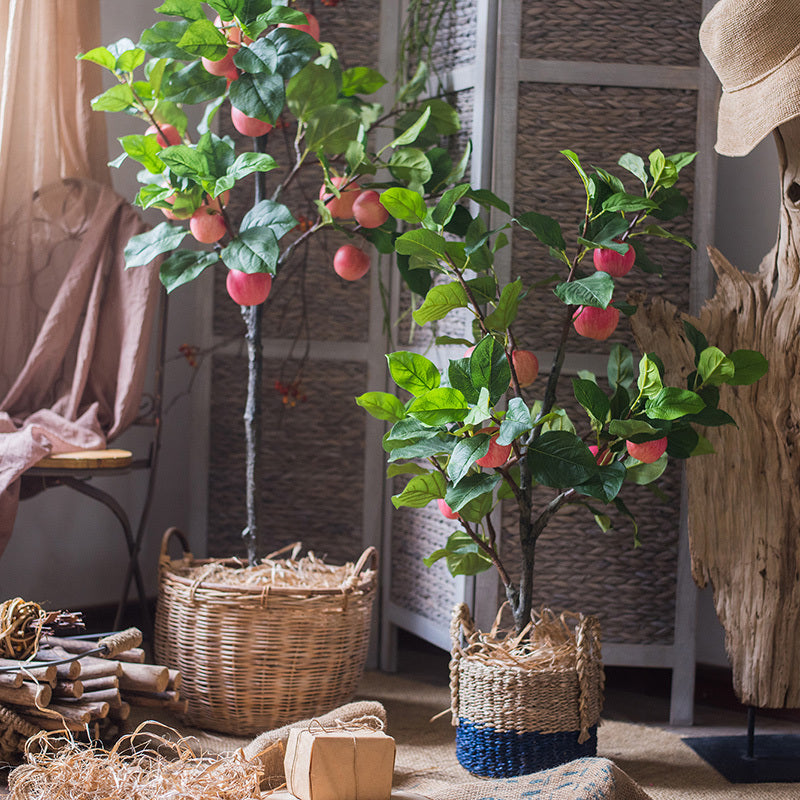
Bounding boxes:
716 52 800 157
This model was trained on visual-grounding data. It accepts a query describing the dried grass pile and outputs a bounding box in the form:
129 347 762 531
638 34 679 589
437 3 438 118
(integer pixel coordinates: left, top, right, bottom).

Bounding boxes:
8 723 265 800
170 543 372 591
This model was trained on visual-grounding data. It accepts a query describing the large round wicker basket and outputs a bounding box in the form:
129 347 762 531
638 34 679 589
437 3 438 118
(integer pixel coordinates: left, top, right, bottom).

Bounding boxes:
449 603 604 778
154 528 377 735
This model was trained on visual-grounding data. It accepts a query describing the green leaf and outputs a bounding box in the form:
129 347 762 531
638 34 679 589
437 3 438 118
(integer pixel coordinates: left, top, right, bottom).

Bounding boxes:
607 344 635 391
666 425 699 458
618 152 648 186
691 434 715 456
412 282 469 326
465 275 498 305
229 72 285 124
418 98 460 135
159 250 218 293
162 61 227 103
470 337 512 406
625 453 668 485
650 186 689 221
356 391 407 423
484 278 523 332
286 63 337 121
389 105 432 148
380 187 427 224
396 253 432 296
561 149 590 193
432 183 471 227
177 18 228 59
424 531 493 577
119 134 165 173
265 27 319 80
528 430 599 489
728 350 769 385
305 105 361 154
576 461 626 503
642 224 696 250
445 473 502 511
156 0 206 20
648 148 667 184
91 84 136 112
124 223 187 268
637 354 663 398
462 387 492 427
113 45 146 72
602 192 658 213
458 490 494 524
386 417 437 444
554 272 614 309
158 143 206 177
240 200 297 239
497 397 533 445
629 240 662 276
233 38 278 74
387 435 454 462
514 211 566 251
341 66 386 96
139 20 193 60
207 0 245 20
608 419 660 438
78 46 117 71
408 388 470 426
447 434 491 484
389 147 433 189
573 378 610 424
697 346 735 386
645 388 705 420
386 463 428 478
683 321 708 366
391 471 447 509
465 188 509 215
220 226 280 275
394 229 448 266
387 351 441 396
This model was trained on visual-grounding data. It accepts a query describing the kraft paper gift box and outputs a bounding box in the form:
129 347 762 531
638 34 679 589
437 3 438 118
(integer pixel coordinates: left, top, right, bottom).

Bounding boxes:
284 726 396 800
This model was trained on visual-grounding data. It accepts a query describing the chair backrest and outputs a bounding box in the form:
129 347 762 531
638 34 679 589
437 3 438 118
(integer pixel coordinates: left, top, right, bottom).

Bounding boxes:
0 177 163 444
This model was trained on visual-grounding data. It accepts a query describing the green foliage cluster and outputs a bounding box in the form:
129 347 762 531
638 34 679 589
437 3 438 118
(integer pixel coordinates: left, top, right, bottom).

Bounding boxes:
78 0 463 293
357 149 768 631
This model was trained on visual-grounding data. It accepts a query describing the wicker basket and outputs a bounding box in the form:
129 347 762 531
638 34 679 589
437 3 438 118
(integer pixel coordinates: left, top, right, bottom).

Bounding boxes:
449 603 604 778
154 528 377 735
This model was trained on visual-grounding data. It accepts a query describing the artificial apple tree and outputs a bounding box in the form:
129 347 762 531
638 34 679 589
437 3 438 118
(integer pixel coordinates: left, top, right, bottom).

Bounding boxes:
358 148 768 634
80 0 464 563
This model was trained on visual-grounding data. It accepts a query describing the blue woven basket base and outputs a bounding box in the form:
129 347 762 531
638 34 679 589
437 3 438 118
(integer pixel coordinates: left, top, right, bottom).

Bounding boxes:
456 719 598 778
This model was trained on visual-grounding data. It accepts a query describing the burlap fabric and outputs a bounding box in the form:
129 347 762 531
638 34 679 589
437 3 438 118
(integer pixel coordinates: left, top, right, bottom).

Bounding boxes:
425 757 651 800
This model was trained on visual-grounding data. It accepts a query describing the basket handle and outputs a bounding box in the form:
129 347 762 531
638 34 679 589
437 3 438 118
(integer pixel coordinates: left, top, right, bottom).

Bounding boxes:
159 527 192 563
353 546 378 576
575 614 603 744
449 603 476 726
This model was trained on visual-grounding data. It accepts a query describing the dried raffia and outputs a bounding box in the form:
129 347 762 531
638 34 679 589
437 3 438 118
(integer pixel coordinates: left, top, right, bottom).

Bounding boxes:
8 722 264 800
0 600 48 660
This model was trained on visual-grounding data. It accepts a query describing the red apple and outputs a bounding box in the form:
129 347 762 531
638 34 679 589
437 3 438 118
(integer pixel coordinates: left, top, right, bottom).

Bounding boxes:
320 176 361 219
207 190 231 212
231 106 273 137
189 206 227 243
475 428 512 468
572 305 620 341
511 349 539 387
588 445 613 466
279 11 320 41
145 123 181 148
437 498 460 520
593 239 635 277
626 437 668 464
353 190 389 229
226 269 272 306
202 50 239 82
333 245 371 281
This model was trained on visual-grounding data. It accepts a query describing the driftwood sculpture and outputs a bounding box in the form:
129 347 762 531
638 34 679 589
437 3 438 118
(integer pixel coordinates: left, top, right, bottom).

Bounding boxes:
631 0 800 708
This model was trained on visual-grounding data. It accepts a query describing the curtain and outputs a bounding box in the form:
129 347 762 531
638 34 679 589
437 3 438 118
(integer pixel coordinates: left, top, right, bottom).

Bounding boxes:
0 0 109 224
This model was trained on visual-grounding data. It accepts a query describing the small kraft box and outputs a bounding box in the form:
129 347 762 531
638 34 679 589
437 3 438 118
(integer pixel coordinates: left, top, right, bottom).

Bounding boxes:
284 725 396 800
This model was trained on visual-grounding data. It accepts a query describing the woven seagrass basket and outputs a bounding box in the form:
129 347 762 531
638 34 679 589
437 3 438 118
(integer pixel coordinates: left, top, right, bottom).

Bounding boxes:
449 603 604 778
154 528 377 735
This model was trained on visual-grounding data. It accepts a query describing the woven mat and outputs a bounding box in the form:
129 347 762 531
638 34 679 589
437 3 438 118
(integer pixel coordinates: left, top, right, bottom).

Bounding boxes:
122 671 798 800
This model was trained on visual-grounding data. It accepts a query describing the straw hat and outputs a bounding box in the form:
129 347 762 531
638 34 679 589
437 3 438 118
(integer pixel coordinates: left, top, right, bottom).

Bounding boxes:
700 0 800 157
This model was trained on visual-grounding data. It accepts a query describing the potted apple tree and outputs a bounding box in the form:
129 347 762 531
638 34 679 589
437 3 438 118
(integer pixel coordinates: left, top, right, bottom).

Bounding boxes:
79 0 464 734
357 148 768 776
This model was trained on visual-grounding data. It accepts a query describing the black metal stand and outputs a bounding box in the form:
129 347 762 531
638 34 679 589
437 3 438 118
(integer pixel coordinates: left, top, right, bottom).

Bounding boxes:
683 707 800 783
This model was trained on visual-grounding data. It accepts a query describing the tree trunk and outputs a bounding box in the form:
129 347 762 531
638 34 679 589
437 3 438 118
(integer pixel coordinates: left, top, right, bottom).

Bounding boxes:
630 120 800 708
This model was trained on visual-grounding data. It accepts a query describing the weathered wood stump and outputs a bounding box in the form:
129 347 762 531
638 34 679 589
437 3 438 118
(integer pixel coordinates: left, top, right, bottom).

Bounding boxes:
630 119 800 709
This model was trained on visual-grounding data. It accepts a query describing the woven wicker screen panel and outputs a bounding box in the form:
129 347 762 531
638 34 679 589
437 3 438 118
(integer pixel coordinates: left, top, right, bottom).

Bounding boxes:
511 83 696 355
207 357 367 564
429 0 478 72
520 1 701 66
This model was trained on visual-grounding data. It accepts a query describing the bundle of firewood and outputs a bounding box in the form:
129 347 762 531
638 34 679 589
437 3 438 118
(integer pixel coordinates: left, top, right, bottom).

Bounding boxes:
0 629 184 737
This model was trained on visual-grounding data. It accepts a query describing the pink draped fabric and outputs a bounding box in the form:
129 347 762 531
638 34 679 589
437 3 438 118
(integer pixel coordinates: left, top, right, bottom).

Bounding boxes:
0 179 160 556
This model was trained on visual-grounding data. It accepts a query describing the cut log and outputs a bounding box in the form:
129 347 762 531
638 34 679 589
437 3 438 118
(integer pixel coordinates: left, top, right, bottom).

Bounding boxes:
118 663 169 694
42 637 146 664
167 669 181 691
0 672 24 689
0 681 51 709
630 119 800 708
52 680 83 699
80 675 119 692
0 659 57 684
